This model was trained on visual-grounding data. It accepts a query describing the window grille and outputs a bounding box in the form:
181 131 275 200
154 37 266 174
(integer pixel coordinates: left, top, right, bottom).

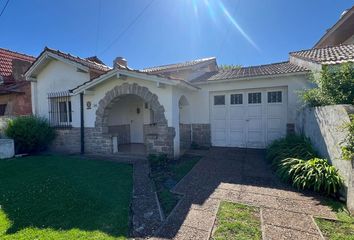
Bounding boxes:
0 104 6 116
268 91 282 103
230 94 243 105
248 92 262 104
48 91 73 129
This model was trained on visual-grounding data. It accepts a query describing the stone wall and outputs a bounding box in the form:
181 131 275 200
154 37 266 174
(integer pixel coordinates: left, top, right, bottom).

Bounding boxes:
296 105 354 213
50 127 112 154
108 124 130 144
144 124 175 158
191 124 211 147
180 123 191 152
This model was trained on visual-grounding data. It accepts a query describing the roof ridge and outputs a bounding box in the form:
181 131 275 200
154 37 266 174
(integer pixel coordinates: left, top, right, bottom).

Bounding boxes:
219 61 293 72
142 57 216 71
44 47 111 70
0 47 36 60
289 43 354 55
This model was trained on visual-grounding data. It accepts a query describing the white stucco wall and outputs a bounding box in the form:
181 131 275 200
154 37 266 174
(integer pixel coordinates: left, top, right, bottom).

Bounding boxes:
33 60 90 127
82 76 175 128
191 74 312 125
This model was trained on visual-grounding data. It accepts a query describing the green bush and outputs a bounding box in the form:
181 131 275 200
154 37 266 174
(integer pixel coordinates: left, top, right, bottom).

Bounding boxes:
5 116 56 154
277 158 343 195
342 114 354 161
267 134 343 196
148 153 168 170
266 134 317 167
301 63 354 107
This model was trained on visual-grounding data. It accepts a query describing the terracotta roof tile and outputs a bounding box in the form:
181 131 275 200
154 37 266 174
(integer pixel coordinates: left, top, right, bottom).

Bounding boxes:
192 61 309 82
290 44 354 65
141 57 216 73
0 48 35 78
44 47 111 73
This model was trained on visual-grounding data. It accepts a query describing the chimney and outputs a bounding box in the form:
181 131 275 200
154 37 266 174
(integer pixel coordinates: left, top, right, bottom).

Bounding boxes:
113 57 127 69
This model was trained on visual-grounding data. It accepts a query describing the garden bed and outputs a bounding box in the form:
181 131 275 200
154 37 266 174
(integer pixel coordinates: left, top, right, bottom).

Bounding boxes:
149 153 202 216
0 155 133 239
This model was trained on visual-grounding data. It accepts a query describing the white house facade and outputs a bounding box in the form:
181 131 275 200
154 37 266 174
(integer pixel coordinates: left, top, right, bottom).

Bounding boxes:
25 43 354 158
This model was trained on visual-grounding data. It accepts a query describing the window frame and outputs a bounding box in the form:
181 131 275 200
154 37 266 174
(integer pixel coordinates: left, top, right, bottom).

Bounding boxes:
230 93 243 105
248 92 262 104
214 95 225 106
267 91 282 103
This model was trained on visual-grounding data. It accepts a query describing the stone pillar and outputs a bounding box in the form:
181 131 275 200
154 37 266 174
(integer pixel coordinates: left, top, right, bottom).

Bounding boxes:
144 124 175 158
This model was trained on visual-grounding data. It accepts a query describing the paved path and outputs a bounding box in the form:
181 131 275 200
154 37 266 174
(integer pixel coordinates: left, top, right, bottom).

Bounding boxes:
150 148 336 240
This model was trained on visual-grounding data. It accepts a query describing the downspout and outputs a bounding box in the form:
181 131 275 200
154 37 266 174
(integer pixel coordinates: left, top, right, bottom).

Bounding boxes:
80 92 85 154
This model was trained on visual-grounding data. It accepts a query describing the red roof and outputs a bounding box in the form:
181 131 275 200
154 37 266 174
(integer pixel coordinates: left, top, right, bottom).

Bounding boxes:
0 48 35 79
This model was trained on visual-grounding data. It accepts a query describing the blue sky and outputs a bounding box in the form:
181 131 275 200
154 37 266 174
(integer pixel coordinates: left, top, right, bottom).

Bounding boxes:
0 0 352 69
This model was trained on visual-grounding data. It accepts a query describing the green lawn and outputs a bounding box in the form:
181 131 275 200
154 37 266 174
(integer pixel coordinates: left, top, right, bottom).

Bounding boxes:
149 154 201 216
315 199 354 240
0 155 133 240
212 202 262 240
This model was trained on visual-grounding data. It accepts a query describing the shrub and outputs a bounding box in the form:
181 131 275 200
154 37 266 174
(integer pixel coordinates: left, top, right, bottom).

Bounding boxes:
5 116 56 154
277 158 343 195
342 114 354 161
266 134 317 167
148 153 168 170
301 63 354 107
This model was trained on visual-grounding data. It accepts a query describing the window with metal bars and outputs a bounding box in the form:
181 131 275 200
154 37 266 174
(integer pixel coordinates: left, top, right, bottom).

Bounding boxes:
48 91 73 128
0 104 6 116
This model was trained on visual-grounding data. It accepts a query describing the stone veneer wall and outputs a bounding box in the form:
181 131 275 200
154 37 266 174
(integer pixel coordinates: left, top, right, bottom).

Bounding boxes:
191 124 211 147
180 123 191 152
108 124 130 144
296 105 354 213
144 124 175 158
50 127 112 154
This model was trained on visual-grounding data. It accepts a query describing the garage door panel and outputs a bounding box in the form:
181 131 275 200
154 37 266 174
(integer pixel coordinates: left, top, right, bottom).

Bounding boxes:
248 106 262 117
268 105 282 117
248 119 262 130
212 108 227 120
230 120 244 130
267 119 281 129
230 107 244 118
267 131 283 143
213 119 226 129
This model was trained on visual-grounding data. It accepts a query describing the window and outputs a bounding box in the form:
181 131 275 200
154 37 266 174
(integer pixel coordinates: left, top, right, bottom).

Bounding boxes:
248 92 261 104
230 94 243 105
0 104 6 116
214 95 225 105
268 91 282 103
48 92 72 128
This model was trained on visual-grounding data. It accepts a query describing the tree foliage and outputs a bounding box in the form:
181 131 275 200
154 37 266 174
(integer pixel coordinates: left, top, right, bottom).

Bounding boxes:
219 64 242 70
301 63 354 107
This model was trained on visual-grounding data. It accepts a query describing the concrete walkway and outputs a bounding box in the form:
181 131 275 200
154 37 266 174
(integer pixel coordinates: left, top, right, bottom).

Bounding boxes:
150 148 336 240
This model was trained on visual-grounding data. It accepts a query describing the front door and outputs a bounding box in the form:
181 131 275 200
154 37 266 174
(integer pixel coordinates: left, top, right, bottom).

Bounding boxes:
130 103 144 143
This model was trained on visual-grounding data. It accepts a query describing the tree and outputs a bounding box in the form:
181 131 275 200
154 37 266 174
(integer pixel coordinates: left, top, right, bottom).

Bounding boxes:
301 63 354 107
219 64 242 70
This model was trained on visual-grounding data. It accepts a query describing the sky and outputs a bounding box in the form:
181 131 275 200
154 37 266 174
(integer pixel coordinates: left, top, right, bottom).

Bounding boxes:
0 0 353 69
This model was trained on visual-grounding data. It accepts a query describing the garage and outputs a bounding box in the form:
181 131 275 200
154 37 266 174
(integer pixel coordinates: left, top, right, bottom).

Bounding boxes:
211 87 287 148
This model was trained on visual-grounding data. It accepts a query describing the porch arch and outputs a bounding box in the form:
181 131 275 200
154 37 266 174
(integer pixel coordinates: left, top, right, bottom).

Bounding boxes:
95 82 168 132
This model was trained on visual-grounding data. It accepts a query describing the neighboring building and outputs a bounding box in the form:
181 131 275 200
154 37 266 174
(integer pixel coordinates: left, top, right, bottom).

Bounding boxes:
25 7 354 158
0 48 35 116
315 6 354 48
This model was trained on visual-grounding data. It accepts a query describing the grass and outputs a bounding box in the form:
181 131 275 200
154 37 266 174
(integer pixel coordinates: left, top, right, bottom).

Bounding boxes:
212 202 262 240
315 199 354 240
149 154 201 216
0 155 133 240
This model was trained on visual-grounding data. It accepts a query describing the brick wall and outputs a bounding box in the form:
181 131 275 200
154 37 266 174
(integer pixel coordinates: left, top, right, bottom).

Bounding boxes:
191 124 211 147
180 123 191 152
144 124 175 158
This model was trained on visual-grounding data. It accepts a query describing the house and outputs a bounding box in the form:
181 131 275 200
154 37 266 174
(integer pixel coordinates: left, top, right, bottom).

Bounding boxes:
0 48 35 116
24 12 354 159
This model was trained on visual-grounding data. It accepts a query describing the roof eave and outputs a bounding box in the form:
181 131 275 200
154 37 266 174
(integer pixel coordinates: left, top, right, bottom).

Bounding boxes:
71 68 199 95
193 71 310 85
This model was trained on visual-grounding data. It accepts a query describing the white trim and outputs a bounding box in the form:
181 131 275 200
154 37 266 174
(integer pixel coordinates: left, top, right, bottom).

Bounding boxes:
71 68 199 95
25 51 90 80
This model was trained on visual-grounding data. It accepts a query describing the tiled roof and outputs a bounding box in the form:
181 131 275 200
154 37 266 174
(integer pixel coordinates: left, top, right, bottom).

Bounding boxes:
290 44 354 65
0 48 35 78
44 47 111 73
192 61 309 82
141 57 216 73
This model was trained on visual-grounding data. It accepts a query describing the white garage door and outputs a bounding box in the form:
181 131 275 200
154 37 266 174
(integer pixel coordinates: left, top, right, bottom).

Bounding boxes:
211 88 287 148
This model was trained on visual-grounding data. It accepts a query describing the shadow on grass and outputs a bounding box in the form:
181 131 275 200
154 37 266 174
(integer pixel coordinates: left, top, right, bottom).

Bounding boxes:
0 155 133 238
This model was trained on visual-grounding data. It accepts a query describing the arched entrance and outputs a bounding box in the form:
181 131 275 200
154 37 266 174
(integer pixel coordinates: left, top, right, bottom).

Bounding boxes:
95 83 174 156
